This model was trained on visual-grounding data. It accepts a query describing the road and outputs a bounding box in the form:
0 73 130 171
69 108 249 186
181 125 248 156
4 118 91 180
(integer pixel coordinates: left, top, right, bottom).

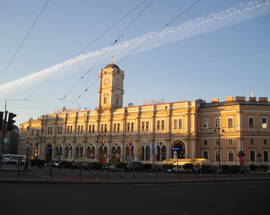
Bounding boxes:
0 181 269 215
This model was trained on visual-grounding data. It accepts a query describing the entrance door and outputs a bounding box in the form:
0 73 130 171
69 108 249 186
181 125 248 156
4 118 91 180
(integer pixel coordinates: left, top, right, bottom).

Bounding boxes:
45 143 53 162
171 141 185 159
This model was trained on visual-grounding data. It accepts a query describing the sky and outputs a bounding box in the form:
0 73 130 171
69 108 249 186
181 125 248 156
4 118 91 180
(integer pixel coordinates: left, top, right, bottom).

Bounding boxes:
0 0 270 125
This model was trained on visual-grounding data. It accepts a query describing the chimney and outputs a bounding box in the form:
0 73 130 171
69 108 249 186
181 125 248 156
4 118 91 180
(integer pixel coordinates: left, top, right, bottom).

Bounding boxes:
235 96 245 103
258 97 268 103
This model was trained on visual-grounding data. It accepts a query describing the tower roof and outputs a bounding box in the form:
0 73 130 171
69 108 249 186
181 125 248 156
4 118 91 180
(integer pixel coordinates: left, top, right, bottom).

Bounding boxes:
104 64 120 69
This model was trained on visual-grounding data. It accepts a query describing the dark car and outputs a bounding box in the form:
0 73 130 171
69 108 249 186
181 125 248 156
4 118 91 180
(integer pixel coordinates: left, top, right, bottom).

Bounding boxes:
126 161 142 171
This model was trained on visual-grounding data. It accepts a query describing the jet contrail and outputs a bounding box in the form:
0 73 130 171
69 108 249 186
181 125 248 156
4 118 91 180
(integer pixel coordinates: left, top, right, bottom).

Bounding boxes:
1 0 270 93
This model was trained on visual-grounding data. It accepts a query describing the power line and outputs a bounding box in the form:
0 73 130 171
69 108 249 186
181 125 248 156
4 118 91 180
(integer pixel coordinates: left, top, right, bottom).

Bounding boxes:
62 0 154 103
24 0 150 100
0 0 51 83
119 0 202 64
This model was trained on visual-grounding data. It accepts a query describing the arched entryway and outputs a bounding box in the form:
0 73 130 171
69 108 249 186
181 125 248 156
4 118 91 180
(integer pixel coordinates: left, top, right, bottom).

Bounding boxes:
171 140 185 159
45 143 53 162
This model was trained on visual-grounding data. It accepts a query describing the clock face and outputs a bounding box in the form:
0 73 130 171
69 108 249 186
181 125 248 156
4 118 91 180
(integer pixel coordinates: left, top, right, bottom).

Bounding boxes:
104 78 109 85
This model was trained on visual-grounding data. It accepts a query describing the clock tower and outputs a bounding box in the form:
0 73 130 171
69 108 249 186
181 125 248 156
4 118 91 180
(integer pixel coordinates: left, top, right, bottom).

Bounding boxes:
98 64 124 110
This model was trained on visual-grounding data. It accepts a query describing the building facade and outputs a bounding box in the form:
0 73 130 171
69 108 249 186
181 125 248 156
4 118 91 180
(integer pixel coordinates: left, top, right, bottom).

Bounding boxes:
19 64 270 166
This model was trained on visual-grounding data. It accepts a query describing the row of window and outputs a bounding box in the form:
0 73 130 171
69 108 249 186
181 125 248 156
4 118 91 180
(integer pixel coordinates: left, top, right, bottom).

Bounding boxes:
203 138 268 146
203 117 232 129
202 150 269 162
248 116 268 128
203 116 268 129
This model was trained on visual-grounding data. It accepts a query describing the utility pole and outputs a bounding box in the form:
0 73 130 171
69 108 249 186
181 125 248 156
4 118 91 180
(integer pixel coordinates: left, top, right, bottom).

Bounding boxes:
0 100 7 175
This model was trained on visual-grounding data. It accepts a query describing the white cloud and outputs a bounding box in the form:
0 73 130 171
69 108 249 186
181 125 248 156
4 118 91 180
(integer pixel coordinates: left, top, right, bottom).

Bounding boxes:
0 0 269 93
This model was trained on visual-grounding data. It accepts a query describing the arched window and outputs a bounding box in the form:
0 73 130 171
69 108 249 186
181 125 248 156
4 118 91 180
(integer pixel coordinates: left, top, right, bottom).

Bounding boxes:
64 146 68 159
69 147 72 159
264 151 269 162
91 146 95 156
112 146 116 157
250 150 255 162
161 146 166 161
99 147 103 160
228 151 234 161
117 146 121 157
203 151 208 159
146 146 150 161
80 146 83 157
156 146 160 161
141 146 145 161
87 147 90 157
75 147 79 159
104 146 108 157
59 146 62 155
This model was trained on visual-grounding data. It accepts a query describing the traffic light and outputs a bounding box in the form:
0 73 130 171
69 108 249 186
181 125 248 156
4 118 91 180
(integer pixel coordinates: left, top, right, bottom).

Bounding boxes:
7 112 16 131
0 111 3 131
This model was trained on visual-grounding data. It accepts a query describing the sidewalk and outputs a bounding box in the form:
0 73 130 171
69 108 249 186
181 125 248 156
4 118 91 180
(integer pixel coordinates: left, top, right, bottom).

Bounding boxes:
1 169 270 184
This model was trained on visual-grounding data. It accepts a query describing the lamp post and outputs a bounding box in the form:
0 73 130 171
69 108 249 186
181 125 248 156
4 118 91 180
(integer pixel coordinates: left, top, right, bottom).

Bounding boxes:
216 126 224 170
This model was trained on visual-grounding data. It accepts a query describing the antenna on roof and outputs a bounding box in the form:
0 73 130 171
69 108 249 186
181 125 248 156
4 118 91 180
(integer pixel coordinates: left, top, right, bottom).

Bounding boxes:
251 89 255 98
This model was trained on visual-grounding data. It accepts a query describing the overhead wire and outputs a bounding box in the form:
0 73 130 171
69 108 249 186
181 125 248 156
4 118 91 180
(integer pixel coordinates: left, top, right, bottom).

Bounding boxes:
0 0 51 83
118 0 202 64
24 0 149 100
69 0 154 105
72 0 201 105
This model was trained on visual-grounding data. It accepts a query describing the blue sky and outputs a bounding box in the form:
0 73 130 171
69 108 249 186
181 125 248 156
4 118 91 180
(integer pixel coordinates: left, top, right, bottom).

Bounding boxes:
0 0 270 124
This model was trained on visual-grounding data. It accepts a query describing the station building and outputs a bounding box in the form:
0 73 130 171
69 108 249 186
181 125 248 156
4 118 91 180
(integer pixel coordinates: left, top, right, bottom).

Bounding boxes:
19 64 270 166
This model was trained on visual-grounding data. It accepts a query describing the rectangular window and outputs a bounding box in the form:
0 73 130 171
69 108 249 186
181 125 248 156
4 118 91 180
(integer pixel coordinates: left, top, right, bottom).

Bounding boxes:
101 124 103 132
127 122 130 131
157 120 160 130
174 119 177 130
161 120 165 130
203 119 208 129
70 126 72 134
250 138 254 145
113 123 116 132
146 121 149 131
117 123 120 132
263 139 268 145
228 139 233 145
104 124 107 133
262 117 268 128
179 119 182 129
131 122 134 132
248 117 254 128
142 121 145 131
89 125 93 133
215 118 220 128
228 118 233 128
203 139 208 146
92 125 95 133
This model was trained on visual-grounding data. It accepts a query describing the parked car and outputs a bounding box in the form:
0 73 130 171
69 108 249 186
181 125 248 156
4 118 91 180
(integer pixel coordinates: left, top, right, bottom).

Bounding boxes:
126 161 142 171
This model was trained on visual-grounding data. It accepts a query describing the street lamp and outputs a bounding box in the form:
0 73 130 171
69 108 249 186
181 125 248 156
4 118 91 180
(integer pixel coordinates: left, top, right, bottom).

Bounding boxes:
216 126 224 170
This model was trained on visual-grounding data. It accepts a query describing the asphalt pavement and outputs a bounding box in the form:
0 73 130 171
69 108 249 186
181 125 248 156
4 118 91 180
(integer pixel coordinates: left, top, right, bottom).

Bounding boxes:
0 180 269 215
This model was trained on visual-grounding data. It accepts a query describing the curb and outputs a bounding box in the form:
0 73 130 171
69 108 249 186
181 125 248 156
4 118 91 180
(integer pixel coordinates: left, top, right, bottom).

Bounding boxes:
1 177 270 185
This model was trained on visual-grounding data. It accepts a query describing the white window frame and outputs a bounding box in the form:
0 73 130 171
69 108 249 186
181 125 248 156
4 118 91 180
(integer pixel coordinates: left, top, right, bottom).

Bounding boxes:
227 117 233 128
261 116 268 129
215 117 220 128
203 118 209 129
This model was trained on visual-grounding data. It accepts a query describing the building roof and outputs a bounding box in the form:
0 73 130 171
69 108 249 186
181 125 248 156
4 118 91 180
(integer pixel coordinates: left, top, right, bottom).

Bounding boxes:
104 64 120 69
